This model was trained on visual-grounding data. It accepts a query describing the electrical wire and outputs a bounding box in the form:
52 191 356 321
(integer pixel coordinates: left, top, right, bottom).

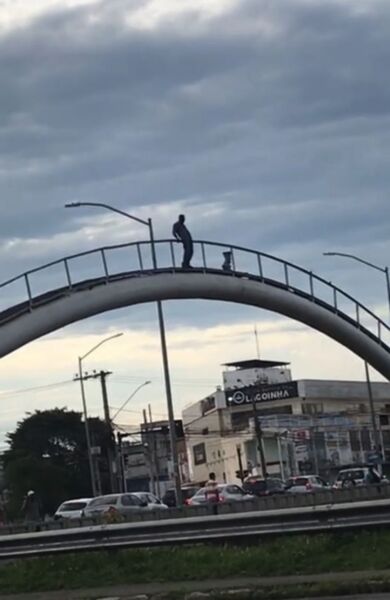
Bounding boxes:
0 379 74 399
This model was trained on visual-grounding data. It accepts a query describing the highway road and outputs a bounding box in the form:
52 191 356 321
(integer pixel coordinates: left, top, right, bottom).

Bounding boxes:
1 496 390 559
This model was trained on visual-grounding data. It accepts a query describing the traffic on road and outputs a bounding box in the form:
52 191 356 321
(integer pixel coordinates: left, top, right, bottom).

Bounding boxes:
46 465 390 525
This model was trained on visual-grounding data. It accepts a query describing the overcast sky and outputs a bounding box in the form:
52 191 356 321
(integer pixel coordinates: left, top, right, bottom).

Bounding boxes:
0 0 389 446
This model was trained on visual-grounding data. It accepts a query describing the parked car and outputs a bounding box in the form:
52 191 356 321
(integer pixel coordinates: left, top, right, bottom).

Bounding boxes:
132 492 168 510
332 467 388 489
188 484 253 505
242 476 286 497
285 475 329 493
83 493 148 520
54 498 93 521
162 485 200 507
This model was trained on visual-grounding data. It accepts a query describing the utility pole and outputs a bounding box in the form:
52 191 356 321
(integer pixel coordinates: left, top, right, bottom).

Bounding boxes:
251 396 267 477
75 369 116 493
143 409 156 494
365 362 382 462
148 404 161 498
236 445 244 483
99 370 116 493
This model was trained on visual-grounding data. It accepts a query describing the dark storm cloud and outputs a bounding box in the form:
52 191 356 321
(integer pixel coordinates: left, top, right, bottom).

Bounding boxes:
0 0 389 320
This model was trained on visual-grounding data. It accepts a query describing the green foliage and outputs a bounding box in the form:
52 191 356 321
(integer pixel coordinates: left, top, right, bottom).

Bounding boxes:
3 408 112 517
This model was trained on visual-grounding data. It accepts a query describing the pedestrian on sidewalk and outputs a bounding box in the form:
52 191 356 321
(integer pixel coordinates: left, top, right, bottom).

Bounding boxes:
21 490 42 528
205 472 220 515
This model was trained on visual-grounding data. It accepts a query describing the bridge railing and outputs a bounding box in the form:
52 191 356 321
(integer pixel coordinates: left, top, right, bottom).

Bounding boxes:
0 239 389 349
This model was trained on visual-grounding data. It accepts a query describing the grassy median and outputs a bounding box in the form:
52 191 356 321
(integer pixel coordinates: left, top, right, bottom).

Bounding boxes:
2 530 390 594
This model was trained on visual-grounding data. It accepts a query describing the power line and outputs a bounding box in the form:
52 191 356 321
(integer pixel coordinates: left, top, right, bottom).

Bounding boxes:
0 379 74 399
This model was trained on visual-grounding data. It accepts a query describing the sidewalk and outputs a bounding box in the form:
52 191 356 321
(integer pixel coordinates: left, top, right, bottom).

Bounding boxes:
3 569 390 600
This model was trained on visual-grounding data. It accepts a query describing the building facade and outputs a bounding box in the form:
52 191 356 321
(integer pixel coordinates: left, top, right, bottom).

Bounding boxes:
182 360 390 484
121 419 189 495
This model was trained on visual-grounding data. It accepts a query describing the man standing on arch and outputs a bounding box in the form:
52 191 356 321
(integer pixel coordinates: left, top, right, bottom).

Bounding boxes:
172 214 193 268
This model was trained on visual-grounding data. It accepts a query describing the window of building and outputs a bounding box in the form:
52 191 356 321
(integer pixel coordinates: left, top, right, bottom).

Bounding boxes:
302 403 324 415
349 430 360 452
231 412 250 431
380 415 389 426
258 405 293 416
361 428 371 452
193 442 206 465
231 406 292 431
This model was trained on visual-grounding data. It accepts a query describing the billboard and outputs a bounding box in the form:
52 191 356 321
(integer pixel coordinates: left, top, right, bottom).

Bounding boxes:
226 381 299 406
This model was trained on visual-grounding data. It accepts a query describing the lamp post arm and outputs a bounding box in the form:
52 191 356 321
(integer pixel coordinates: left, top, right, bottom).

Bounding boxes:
80 333 123 361
111 381 151 422
324 252 386 274
65 202 149 227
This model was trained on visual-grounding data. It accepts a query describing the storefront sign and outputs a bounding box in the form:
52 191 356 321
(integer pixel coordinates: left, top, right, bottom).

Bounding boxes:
226 381 298 405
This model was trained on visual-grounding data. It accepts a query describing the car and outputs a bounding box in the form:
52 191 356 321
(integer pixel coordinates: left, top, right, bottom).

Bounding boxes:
162 485 200 507
132 492 168 510
54 498 93 521
332 467 388 489
188 484 253 505
83 493 148 520
285 475 329 493
242 476 286 497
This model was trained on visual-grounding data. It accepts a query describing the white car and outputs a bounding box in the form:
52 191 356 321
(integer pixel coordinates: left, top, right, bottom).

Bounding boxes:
54 498 93 520
285 475 329 493
332 467 387 489
132 492 168 510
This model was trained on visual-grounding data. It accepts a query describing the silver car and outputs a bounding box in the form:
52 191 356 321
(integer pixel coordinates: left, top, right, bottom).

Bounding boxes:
83 493 148 520
285 475 328 493
54 498 93 520
132 492 168 510
188 484 253 505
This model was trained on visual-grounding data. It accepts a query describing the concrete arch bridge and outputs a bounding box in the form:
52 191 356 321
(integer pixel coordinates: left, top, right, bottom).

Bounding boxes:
0 239 389 379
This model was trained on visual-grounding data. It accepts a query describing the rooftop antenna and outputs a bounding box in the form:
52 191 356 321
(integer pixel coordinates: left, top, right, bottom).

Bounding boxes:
254 324 260 360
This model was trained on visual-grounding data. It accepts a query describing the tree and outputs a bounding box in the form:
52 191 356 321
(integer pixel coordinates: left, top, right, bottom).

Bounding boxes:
3 408 112 517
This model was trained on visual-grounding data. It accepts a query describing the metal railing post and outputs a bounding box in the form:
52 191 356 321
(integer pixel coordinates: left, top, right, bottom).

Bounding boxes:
136 243 144 271
24 274 32 308
284 264 289 287
201 243 207 271
257 254 263 279
64 259 72 289
100 250 109 280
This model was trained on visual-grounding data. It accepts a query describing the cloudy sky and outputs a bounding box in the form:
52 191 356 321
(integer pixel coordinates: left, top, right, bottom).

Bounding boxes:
0 0 389 446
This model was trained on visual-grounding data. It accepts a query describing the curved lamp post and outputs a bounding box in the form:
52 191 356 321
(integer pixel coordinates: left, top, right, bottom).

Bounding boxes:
78 332 123 496
111 380 151 422
323 252 390 322
323 251 389 464
111 380 151 493
66 201 182 505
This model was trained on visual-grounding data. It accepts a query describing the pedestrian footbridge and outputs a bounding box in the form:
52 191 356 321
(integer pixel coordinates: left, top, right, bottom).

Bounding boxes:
0 239 389 378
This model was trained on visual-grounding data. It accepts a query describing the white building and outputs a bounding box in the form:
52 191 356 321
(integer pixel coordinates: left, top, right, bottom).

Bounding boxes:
182 360 390 484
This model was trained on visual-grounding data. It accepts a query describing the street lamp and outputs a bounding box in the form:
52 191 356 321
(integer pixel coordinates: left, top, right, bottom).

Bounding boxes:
323 252 390 321
110 380 151 493
323 251 388 463
78 332 123 496
111 380 151 422
65 201 183 505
